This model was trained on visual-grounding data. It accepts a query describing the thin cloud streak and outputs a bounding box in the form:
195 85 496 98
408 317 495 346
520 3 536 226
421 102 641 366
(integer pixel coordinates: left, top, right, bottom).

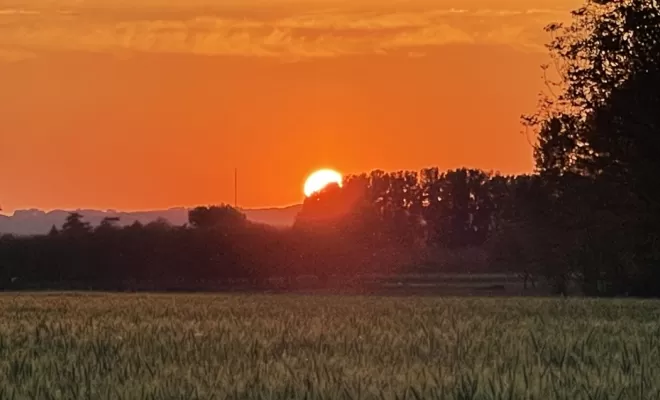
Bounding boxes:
0 2 572 61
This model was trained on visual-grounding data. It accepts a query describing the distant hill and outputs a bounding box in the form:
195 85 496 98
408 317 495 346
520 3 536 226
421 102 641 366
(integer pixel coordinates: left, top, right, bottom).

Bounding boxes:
0 205 302 236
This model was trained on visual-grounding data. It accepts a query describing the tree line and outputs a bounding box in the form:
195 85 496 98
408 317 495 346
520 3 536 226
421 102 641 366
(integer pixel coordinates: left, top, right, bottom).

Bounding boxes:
0 170 533 291
2 0 659 296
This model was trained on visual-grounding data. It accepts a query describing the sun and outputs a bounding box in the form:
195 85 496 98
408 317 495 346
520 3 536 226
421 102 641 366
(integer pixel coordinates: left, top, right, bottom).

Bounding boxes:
304 169 343 197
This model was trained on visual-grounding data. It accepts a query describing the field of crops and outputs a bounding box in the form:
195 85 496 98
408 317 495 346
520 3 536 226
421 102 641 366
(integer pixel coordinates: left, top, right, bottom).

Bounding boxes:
0 293 659 399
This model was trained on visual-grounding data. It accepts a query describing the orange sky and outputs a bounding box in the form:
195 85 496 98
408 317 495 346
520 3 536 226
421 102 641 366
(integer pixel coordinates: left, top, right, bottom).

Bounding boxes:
0 0 581 212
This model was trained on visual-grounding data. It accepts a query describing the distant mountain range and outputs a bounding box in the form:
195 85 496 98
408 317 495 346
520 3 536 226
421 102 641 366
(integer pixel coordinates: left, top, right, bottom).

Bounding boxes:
0 205 302 236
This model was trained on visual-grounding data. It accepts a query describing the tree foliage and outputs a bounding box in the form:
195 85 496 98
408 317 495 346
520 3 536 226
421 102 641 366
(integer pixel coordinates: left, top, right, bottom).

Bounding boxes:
0 168 541 292
525 0 660 188
188 205 247 230
517 0 660 295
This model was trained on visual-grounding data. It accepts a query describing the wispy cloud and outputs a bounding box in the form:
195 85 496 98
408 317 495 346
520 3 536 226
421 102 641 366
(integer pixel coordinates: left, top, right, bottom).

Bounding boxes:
0 8 40 15
0 1 572 61
0 47 35 62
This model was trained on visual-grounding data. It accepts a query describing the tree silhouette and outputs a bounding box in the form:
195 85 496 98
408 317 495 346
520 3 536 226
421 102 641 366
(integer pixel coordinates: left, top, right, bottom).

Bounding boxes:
98 217 121 231
524 0 660 190
62 212 91 236
517 0 660 296
188 205 247 230
48 225 59 237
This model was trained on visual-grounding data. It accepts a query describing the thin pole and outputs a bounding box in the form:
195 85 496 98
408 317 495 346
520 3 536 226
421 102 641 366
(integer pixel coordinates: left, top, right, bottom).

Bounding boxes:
234 168 238 208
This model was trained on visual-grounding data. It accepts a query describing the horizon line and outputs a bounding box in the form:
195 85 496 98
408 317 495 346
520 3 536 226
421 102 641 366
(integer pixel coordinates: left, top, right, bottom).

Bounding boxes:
0 203 304 217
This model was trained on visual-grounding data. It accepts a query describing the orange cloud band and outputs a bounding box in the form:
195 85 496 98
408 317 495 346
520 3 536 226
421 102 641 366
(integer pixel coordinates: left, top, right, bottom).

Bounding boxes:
0 0 577 61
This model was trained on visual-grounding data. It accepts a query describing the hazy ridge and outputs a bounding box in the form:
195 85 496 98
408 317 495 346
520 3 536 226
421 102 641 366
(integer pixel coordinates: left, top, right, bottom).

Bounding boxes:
0 205 302 235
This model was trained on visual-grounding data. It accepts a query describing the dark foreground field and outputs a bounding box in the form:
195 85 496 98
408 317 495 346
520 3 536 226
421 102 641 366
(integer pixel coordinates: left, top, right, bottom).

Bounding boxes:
6 273 555 297
0 293 659 399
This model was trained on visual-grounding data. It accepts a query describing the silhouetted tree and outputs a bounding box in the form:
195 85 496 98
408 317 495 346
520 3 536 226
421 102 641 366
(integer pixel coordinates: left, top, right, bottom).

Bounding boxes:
97 217 121 232
62 212 91 236
48 225 59 237
525 0 660 190
188 205 247 230
516 0 660 296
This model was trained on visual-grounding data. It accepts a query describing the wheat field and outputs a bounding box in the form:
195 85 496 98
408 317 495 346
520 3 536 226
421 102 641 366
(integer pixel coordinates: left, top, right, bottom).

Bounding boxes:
0 293 659 399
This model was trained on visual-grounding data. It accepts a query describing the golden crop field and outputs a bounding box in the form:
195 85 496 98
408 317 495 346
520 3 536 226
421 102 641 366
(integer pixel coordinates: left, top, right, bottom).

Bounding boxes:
0 293 659 399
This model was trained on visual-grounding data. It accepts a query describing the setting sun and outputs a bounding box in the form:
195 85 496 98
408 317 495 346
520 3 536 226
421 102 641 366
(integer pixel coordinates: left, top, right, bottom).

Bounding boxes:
303 169 343 197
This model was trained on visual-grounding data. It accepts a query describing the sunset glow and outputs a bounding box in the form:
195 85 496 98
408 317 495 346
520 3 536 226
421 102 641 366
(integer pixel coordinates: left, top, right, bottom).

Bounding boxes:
0 0 581 212
304 169 343 197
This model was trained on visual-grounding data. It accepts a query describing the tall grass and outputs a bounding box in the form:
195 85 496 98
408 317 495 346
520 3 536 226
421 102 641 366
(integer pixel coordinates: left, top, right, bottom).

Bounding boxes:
0 293 658 399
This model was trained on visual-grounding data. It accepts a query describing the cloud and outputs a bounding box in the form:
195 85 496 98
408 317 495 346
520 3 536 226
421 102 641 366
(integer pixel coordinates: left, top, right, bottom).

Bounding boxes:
0 47 35 62
0 8 40 15
0 2 571 60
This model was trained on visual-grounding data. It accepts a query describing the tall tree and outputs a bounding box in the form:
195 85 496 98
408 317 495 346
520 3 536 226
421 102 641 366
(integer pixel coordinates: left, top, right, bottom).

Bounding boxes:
61 212 91 236
521 0 660 295
525 0 660 196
